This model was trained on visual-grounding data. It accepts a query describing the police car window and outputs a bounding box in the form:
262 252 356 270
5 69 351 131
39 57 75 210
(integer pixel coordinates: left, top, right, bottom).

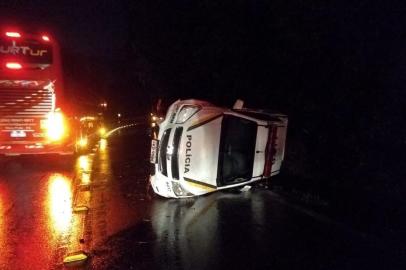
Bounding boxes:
234 110 281 122
159 128 171 176
217 115 257 186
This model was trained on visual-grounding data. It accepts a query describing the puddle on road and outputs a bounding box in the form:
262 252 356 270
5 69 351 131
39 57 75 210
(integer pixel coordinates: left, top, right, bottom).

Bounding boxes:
0 158 78 269
0 131 154 269
0 152 96 269
0 181 13 269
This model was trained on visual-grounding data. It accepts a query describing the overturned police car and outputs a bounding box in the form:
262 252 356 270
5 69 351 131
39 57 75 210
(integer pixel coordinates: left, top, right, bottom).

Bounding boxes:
150 99 288 198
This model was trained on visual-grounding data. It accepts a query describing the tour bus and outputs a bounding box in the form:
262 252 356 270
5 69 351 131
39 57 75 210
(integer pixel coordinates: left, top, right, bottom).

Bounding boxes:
0 27 76 155
150 99 288 198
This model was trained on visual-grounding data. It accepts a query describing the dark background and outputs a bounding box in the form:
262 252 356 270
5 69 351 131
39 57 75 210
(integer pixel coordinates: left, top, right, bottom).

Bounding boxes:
0 0 404 238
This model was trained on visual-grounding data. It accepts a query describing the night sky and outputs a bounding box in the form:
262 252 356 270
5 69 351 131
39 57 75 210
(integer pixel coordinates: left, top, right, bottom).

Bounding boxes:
1 1 404 110
0 1 405 219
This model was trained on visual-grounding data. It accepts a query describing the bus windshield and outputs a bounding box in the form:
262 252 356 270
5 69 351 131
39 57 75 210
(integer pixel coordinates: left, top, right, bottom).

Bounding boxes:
0 37 53 65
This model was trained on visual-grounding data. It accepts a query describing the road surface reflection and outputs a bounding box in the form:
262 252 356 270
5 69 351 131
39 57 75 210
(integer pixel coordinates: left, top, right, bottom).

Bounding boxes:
78 155 92 172
0 181 11 269
47 174 73 234
150 191 266 269
0 156 81 269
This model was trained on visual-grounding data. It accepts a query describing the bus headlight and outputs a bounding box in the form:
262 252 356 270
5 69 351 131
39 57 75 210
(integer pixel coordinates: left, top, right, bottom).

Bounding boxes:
46 111 66 141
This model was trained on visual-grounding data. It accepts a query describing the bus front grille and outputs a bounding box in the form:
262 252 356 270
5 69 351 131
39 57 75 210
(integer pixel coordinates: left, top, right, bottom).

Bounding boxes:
0 87 53 117
0 87 53 140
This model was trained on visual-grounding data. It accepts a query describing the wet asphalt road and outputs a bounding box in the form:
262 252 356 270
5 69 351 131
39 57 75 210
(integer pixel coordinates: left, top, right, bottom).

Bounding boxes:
0 127 403 270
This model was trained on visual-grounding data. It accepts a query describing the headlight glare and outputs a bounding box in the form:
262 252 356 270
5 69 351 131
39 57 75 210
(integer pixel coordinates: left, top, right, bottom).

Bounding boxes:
77 137 88 148
46 111 66 141
99 127 106 136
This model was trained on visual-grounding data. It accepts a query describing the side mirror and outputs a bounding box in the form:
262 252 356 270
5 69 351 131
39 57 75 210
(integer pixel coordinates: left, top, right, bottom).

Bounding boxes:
233 99 244 109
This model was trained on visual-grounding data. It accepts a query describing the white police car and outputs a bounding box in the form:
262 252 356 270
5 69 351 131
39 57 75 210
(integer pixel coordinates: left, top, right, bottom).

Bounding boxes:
150 99 288 198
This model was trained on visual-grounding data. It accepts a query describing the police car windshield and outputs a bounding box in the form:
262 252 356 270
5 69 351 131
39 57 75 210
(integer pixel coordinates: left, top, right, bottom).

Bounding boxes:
217 115 257 186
